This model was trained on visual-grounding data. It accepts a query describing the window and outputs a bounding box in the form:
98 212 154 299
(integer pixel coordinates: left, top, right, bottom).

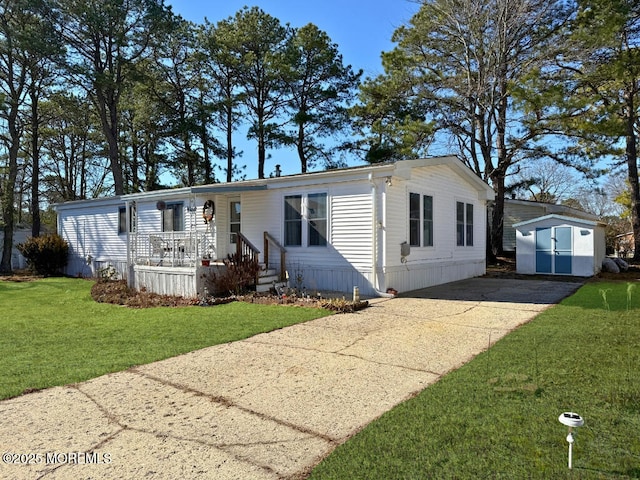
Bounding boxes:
118 206 135 234
284 195 302 246
162 202 184 232
424 195 433 247
229 201 241 243
118 207 127 234
308 193 327 246
456 201 474 246
409 193 433 247
284 193 327 247
409 193 420 246
466 203 474 246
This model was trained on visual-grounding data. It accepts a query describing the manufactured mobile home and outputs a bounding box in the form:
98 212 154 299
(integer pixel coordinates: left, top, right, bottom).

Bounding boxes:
55 156 495 297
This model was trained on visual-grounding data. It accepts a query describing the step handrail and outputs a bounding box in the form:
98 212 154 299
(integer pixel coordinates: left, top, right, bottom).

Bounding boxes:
264 231 287 282
236 232 260 262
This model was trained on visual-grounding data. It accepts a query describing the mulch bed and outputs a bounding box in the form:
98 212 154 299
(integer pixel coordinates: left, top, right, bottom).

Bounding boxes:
90 279 197 308
6 260 638 310
89 279 369 312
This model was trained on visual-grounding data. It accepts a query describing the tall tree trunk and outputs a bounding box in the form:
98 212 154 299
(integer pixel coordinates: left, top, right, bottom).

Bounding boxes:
95 90 124 195
624 88 640 261
257 119 266 179
30 86 41 237
201 124 211 184
297 122 307 173
489 173 506 262
184 136 195 186
1 103 21 274
226 96 233 183
490 51 509 260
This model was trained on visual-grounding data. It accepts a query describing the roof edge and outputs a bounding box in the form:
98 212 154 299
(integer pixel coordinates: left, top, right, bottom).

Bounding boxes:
513 214 605 228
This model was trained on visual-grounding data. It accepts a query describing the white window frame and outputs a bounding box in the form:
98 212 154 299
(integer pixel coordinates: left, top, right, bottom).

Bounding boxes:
456 200 474 247
162 202 184 232
409 192 434 247
283 192 328 248
118 205 135 234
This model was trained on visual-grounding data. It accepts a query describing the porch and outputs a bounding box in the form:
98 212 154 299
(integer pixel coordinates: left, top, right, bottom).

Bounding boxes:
129 231 212 267
127 231 287 297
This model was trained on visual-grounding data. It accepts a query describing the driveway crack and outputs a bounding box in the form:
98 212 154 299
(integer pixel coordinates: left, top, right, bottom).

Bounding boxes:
130 368 339 444
71 376 332 480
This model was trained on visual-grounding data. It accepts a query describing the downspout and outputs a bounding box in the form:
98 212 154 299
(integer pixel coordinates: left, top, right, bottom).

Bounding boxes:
125 200 133 288
369 172 396 298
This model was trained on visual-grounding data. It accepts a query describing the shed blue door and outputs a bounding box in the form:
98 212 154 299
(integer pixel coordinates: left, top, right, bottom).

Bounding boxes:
535 226 572 274
554 227 572 274
536 227 552 273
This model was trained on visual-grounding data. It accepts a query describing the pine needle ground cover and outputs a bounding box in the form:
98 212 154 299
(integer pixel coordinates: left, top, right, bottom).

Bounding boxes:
310 281 640 479
0 277 331 400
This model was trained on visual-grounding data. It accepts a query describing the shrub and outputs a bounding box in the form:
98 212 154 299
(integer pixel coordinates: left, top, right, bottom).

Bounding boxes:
17 234 69 276
207 253 261 296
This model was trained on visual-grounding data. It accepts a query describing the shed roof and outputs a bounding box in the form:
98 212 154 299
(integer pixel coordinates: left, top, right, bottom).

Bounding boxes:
513 214 605 228
504 198 600 222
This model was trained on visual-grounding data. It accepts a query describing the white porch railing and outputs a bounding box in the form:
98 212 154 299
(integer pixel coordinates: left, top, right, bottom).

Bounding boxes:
130 232 213 267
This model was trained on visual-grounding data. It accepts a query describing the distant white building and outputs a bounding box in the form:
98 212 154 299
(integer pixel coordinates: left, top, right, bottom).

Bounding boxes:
0 227 31 270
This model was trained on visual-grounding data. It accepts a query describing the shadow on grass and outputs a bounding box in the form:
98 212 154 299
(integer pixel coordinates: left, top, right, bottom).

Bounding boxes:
575 466 640 478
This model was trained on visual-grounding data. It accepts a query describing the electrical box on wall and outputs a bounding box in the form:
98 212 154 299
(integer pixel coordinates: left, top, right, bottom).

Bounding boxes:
401 242 410 257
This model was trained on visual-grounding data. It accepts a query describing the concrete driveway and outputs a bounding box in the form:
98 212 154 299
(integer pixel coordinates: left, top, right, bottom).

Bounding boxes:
0 278 583 480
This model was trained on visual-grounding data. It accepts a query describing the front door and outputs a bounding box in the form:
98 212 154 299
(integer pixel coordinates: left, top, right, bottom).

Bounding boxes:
536 226 572 274
229 199 241 254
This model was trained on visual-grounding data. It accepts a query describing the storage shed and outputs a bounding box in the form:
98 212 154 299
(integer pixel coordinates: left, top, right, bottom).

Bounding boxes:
514 214 606 277
500 198 600 253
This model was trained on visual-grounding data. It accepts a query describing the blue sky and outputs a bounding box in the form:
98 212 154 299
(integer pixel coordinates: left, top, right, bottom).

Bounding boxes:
166 0 419 179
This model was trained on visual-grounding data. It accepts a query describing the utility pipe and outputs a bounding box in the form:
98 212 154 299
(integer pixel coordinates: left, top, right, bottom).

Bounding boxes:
369 172 395 298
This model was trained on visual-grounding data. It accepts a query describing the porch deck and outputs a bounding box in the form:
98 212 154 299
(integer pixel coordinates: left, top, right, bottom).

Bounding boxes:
130 232 212 267
128 231 287 298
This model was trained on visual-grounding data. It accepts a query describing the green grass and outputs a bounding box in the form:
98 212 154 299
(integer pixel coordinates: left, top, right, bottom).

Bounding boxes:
310 281 640 479
0 277 332 400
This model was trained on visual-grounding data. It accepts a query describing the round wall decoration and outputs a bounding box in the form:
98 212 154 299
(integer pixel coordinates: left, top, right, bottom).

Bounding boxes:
202 200 215 223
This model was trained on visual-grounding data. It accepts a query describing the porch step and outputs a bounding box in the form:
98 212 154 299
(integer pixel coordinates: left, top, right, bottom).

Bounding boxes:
252 264 286 293
255 266 287 293
258 273 280 284
256 281 288 293
259 268 277 278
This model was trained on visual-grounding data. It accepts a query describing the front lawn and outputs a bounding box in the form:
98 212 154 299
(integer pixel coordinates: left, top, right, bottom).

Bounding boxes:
310 281 640 479
0 277 332 400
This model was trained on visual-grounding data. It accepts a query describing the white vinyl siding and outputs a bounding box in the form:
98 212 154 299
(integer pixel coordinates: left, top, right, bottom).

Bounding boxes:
331 192 372 269
57 200 129 277
384 163 487 294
